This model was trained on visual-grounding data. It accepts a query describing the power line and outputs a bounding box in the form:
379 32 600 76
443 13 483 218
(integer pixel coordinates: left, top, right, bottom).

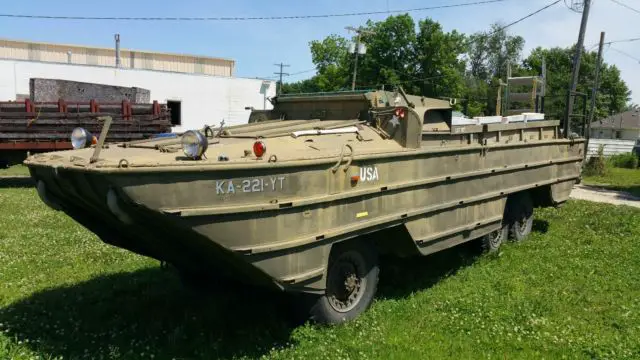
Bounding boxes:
609 46 640 63
609 0 640 14
0 0 508 22
274 63 290 94
289 68 316 76
255 68 315 80
606 37 640 45
588 36 640 48
489 0 562 35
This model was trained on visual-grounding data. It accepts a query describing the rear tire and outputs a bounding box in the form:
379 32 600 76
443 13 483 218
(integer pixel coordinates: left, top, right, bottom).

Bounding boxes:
508 192 534 242
308 240 379 325
481 222 508 252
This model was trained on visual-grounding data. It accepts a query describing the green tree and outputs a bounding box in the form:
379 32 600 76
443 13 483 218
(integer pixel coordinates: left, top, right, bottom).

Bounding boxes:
283 14 633 122
281 34 352 94
284 14 467 100
414 18 467 99
355 14 419 91
465 23 525 116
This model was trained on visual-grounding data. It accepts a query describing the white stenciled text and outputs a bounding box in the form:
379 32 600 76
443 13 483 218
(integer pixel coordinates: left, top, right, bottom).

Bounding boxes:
216 176 286 195
359 166 380 182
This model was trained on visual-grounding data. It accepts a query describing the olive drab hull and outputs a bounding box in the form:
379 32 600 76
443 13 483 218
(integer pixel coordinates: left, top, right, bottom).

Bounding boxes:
25 90 584 295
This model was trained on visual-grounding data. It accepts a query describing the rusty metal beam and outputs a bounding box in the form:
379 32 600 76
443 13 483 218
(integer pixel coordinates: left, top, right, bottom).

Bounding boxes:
0 141 72 150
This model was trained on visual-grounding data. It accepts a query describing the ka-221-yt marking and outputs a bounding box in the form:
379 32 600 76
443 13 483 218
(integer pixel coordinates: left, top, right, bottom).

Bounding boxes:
216 176 286 195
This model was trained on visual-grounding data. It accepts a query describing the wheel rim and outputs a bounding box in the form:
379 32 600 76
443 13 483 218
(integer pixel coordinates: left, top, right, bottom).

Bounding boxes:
326 251 367 313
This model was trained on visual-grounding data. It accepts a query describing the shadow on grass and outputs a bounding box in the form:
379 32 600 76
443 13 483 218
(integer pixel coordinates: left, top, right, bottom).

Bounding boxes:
376 221 551 299
0 268 297 359
377 240 483 299
532 219 549 234
0 176 33 188
0 226 552 358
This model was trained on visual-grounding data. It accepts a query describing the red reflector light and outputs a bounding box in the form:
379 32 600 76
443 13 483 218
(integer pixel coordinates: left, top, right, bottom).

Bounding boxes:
395 107 406 119
91 136 98 145
253 140 266 158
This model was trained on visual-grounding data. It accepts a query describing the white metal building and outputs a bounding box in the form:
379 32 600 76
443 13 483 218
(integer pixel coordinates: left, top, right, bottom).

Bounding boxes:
0 38 235 76
0 38 275 132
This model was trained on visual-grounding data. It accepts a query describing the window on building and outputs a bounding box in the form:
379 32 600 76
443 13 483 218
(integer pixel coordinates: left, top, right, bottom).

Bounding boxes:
167 100 182 126
615 131 622 139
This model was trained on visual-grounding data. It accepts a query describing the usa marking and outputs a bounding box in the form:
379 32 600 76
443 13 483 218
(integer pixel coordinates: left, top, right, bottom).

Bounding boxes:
216 176 285 195
359 166 379 182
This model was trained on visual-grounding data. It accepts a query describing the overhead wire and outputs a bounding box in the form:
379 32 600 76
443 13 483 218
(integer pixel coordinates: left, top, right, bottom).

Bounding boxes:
265 0 562 91
609 0 640 15
0 0 508 22
588 37 640 50
287 1 565 90
288 68 317 76
609 46 640 63
357 1 564 88
488 0 562 35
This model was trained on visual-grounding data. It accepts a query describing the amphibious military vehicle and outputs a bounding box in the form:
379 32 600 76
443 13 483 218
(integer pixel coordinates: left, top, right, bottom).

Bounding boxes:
24 89 584 324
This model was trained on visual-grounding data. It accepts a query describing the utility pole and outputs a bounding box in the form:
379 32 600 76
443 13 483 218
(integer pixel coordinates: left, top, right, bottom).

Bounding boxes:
273 63 290 95
346 26 374 91
563 0 592 138
585 31 605 157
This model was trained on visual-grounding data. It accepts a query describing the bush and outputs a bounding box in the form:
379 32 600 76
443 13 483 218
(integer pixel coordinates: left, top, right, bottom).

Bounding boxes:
583 145 608 177
608 153 639 169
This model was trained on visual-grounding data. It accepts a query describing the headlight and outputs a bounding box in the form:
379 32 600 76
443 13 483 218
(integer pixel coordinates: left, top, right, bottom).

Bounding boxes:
71 127 96 149
181 130 208 160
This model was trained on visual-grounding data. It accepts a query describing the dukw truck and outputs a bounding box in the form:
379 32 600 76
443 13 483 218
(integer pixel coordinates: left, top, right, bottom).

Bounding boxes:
25 89 583 324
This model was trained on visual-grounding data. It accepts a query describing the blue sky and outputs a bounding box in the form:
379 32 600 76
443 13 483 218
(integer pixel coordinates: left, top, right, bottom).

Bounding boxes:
0 0 638 102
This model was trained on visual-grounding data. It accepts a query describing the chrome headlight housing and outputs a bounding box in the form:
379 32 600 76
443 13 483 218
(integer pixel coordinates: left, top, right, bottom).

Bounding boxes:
181 130 208 160
71 127 95 149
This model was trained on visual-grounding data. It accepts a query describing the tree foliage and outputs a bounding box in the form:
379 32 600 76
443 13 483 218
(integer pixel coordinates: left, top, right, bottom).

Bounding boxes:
283 14 632 121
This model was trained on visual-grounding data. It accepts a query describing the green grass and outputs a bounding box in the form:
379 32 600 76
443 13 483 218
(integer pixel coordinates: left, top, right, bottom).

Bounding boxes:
1 187 640 359
583 167 640 197
0 165 29 177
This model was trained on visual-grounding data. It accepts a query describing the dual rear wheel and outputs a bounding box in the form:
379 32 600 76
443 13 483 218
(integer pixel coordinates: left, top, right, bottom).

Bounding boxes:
309 192 537 324
481 192 535 252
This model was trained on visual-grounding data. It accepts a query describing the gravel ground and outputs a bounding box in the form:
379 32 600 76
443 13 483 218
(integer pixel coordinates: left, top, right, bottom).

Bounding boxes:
571 184 640 208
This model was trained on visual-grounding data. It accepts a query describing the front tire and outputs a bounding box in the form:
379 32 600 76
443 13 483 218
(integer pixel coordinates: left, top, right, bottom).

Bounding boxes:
309 240 379 325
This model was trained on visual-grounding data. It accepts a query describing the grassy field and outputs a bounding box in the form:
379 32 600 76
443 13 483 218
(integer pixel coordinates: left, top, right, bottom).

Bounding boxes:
0 165 29 177
1 187 639 359
582 167 640 197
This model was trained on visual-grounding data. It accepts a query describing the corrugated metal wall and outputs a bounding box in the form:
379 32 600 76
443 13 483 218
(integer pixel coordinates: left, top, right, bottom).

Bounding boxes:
0 39 234 77
586 138 636 158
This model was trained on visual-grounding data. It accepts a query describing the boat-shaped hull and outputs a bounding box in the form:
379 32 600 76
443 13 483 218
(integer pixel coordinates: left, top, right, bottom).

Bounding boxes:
29 134 582 294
